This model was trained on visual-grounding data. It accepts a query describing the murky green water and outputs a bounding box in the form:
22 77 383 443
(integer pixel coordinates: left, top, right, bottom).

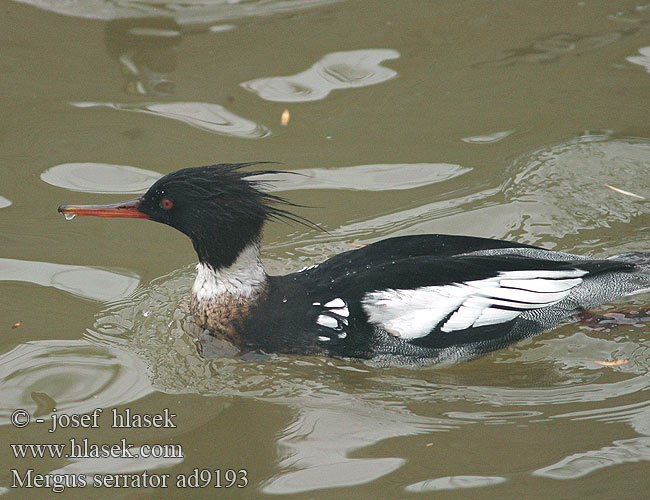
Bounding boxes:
2 0 650 498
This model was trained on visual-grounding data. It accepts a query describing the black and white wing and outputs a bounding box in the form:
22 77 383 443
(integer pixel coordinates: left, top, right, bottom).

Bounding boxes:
297 235 637 345
312 297 351 342
360 268 587 339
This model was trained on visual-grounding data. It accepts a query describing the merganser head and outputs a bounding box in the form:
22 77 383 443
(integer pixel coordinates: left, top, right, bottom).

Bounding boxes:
58 163 301 270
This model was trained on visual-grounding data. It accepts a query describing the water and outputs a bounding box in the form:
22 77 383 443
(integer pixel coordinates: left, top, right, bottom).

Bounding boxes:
2 0 650 498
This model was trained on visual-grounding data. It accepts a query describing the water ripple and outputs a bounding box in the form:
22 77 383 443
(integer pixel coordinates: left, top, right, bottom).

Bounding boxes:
50 445 184 476
502 132 650 245
609 3 650 24
258 163 471 192
475 32 629 68
241 49 399 102
11 0 341 23
405 475 506 492
322 132 650 251
627 46 650 73
387 375 650 407
534 437 650 479
71 101 270 139
41 163 162 194
0 340 152 427
444 410 543 424
261 406 409 494
0 258 139 302
461 129 515 144
268 135 650 258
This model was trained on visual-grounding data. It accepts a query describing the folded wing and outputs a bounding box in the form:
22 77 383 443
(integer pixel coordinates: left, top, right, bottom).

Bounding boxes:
361 268 587 339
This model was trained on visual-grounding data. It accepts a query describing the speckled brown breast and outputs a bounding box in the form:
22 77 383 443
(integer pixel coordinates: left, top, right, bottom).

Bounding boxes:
189 287 268 346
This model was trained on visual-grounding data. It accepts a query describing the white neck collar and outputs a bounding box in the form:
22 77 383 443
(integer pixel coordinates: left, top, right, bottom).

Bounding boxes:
191 242 266 302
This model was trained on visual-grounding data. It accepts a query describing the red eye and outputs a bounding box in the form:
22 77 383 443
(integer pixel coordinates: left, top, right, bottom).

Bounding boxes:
161 199 173 210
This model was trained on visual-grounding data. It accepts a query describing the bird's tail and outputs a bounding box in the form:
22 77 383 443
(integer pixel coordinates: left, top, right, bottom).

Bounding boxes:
609 252 650 267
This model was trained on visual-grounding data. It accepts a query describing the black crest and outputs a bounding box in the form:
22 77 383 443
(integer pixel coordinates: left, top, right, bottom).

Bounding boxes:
138 163 314 269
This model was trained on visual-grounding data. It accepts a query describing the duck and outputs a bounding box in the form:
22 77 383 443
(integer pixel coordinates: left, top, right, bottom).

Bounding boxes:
59 163 650 365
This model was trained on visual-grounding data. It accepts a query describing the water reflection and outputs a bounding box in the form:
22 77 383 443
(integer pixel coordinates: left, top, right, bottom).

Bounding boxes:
258 163 471 192
627 46 650 73
0 196 11 208
241 49 400 102
376 366 649 407
279 186 500 260
50 445 183 477
534 390 650 478
105 17 182 96
475 32 629 67
41 163 162 194
461 129 515 144
609 3 650 24
71 101 270 139
535 435 650 479
11 0 341 24
0 258 139 302
292 132 650 252
504 327 650 374
0 340 152 427
405 475 506 492
501 132 650 246
444 410 543 422
261 404 423 493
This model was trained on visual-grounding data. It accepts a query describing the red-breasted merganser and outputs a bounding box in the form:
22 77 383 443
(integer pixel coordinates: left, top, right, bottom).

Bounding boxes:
59 164 650 365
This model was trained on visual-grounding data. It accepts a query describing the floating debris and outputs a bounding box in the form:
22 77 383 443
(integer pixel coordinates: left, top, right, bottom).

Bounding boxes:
281 108 290 126
594 359 629 366
11 321 22 329
603 184 645 199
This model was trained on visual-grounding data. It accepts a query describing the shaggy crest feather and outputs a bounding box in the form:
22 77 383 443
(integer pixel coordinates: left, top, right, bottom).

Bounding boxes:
148 163 317 229
138 163 319 270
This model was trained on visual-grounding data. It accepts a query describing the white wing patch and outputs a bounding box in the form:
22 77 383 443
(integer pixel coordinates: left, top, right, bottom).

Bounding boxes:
361 269 587 339
324 298 345 309
314 298 350 341
317 314 339 328
317 297 349 318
